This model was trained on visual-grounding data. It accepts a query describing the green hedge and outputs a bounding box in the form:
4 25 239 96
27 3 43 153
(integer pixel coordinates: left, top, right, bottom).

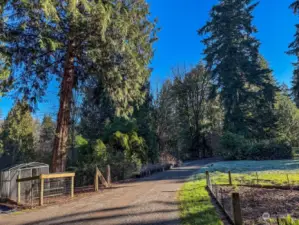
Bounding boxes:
220 132 293 160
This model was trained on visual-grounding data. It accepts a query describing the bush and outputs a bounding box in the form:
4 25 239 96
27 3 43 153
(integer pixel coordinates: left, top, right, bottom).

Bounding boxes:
220 132 293 160
220 132 251 160
248 140 293 160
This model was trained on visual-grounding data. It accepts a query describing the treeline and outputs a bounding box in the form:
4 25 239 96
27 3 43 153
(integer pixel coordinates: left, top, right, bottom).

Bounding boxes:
155 0 299 161
2 0 299 176
0 103 55 166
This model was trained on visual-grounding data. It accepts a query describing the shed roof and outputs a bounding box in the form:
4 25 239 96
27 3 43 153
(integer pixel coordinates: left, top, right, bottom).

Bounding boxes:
1 162 49 171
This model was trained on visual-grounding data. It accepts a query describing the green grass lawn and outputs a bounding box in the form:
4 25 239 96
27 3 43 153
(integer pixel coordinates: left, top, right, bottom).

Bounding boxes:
179 174 223 225
179 160 299 225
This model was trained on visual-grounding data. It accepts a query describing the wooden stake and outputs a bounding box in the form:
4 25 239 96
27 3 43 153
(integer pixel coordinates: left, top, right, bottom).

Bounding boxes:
205 171 210 187
220 188 224 206
107 165 111 187
97 167 109 188
287 174 291 189
94 168 99 192
228 171 232 185
39 177 44 206
232 192 243 225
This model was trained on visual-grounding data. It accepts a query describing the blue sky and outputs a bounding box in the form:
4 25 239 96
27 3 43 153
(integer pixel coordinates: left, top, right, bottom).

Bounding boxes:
0 0 297 119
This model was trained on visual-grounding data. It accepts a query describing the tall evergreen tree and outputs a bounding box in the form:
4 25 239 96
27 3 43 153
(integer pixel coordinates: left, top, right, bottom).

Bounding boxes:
2 101 35 164
1 0 157 171
288 0 299 107
133 82 158 163
38 115 55 163
199 0 276 138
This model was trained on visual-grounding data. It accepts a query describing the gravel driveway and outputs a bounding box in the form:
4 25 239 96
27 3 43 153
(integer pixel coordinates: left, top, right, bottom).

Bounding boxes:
0 159 215 225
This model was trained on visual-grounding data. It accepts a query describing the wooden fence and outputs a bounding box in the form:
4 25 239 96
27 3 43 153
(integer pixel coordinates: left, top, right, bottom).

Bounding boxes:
206 171 243 225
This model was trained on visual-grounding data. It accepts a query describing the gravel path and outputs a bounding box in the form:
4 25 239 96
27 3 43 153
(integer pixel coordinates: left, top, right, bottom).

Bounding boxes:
0 159 215 225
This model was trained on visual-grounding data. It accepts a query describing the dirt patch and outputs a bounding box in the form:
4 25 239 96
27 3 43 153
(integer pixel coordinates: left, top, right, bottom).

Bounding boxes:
220 186 299 224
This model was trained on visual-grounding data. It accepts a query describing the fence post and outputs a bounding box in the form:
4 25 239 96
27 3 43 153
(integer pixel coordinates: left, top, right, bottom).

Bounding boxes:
94 168 99 192
220 188 224 206
71 176 74 198
17 175 21 205
39 176 44 206
286 174 291 190
232 192 243 225
107 165 111 187
228 171 232 185
205 171 210 187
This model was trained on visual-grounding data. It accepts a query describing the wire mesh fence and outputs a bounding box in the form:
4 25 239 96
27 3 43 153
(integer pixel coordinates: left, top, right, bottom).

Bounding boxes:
43 177 73 205
207 175 235 224
19 178 40 207
206 171 299 225
17 173 75 207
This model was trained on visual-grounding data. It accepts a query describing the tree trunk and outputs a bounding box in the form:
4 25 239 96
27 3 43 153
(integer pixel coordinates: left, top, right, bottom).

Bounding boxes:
51 41 75 172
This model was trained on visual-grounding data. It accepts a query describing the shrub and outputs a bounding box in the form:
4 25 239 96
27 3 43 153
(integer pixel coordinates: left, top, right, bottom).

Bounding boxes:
220 132 251 160
220 132 293 160
248 140 293 160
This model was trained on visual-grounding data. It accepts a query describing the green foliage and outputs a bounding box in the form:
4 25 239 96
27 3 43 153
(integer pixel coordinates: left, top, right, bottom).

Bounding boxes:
93 139 107 161
275 215 299 225
133 82 158 163
288 0 299 107
275 91 299 146
248 140 293 160
2 101 35 163
155 64 223 160
220 132 250 160
199 0 277 138
0 0 156 116
109 131 146 163
1 0 157 171
220 132 293 160
73 128 146 181
37 115 55 163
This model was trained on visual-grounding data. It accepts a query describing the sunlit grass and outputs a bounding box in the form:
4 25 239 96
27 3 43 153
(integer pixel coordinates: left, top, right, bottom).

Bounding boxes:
179 160 299 225
179 174 223 225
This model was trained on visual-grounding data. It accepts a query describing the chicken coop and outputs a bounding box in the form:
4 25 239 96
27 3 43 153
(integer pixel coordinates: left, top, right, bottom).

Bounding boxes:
0 162 49 202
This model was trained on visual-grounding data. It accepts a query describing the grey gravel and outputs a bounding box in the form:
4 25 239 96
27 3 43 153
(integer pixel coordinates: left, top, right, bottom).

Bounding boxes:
0 159 215 225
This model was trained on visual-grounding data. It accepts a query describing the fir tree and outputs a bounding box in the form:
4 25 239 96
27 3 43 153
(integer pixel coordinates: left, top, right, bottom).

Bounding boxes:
133 82 158 163
199 0 276 137
288 0 299 107
2 101 35 163
38 115 55 163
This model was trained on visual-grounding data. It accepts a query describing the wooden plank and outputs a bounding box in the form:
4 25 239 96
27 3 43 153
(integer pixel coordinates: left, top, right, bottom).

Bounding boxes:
40 173 75 179
97 167 109 188
71 176 74 198
107 165 111 187
17 175 40 182
17 175 21 204
94 168 99 192
40 178 44 206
